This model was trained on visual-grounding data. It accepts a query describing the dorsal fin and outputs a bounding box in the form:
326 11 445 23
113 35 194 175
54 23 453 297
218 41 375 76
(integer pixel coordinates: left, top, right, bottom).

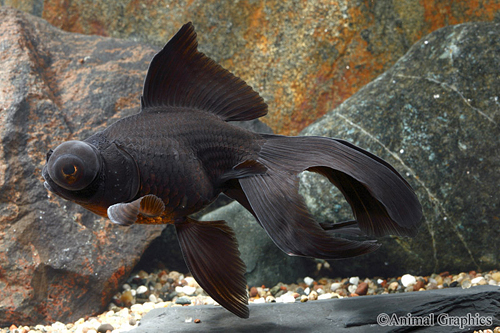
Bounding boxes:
141 22 268 121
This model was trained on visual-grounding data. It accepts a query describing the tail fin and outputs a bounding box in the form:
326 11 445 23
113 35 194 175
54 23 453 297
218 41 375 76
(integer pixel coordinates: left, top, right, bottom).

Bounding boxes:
236 135 422 260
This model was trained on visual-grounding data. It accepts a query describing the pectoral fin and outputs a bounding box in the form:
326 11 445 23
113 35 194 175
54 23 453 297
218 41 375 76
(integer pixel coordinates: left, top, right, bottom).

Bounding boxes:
107 194 165 226
175 217 249 318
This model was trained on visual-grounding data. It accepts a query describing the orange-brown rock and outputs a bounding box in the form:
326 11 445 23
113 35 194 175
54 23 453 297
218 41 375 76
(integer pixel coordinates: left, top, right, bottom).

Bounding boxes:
7 0 499 135
0 8 165 326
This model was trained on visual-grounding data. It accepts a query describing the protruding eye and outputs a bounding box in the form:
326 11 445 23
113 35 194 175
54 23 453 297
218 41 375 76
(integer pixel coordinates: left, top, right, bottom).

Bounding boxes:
47 141 100 191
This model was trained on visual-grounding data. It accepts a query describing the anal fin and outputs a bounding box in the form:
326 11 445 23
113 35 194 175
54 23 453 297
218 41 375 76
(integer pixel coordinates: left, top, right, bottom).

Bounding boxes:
175 217 249 318
107 194 165 226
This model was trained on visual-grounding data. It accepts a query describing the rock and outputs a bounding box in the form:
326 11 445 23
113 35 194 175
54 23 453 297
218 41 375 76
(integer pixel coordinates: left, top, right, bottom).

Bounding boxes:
348 277 359 286
199 201 314 287
414 279 426 291
471 277 486 285
354 282 368 296
330 282 342 292
0 8 166 326
97 323 114 333
300 22 500 278
136 286 148 295
303 277 315 286
308 290 318 301
401 274 416 287
175 297 191 305
388 282 400 292
347 285 358 295
129 286 500 332
11 1 500 136
249 287 258 298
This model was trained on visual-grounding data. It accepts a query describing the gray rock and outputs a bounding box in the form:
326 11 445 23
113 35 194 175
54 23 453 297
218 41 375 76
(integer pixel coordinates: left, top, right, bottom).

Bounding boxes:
200 202 313 287
299 22 500 277
130 286 500 332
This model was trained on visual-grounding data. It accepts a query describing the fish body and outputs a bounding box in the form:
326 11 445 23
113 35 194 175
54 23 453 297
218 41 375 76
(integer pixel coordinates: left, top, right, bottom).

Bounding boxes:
81 109 262 220
42 23 423 318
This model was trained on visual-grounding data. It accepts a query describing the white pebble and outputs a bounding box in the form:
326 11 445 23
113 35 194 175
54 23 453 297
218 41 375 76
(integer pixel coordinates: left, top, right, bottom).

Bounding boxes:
182 286 197 295
130 304 144 314
136 285 148 294
149 294 157 303
318 293 333 300
143 302 155 313
253 297 265 303
489 279 497 286
347 285 357 294
330 282 341 292
349 276 359 285
471 276 485 284
304 287 310 295
304 276 314 286
401 274 416 287
122 283 131 291
280 292 296 303
175 286 184 293
377 279 384 285
184 277 198 288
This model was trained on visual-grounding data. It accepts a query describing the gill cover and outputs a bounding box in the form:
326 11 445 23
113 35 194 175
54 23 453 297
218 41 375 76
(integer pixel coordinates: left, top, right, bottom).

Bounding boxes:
47 141 100 191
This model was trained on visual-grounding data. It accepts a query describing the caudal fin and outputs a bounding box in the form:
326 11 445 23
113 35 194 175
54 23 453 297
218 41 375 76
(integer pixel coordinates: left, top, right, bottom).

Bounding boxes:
236 134 422 260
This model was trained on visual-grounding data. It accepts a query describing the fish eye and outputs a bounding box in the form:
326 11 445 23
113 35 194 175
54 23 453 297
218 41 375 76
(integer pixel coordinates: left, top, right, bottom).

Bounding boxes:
47 141 100 191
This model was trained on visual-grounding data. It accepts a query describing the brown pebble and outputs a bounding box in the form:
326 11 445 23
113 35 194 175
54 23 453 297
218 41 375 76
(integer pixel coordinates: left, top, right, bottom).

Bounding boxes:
350 293 359 297
280 285 287 291
194 319 201 324
308 290 318 301
413 280 425 291
439 271 449 277
355 282 368 295
249 287 258 298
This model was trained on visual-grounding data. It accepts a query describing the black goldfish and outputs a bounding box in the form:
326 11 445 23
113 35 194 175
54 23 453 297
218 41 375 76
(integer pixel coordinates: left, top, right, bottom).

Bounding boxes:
42 23 422 318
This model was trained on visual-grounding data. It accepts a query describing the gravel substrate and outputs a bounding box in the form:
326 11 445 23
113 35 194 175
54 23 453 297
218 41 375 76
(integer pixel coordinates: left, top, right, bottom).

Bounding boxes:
3 269 500 333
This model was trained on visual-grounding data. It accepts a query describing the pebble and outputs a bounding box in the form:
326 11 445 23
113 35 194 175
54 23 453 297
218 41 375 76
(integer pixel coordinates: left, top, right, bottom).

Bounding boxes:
318 293 334 300
308 290 318 301
7 268 500 333
97 323 114 332
355 282 368 296
347 284 358 294
462 278 472 289
277 292 296 303
136 285 148 294
176 296 192 305
349 276 359 285
388 281 399 291
253 297 266 304
249 286 258 297
330 282 342 292
303 276 314 286
401 274 416 287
